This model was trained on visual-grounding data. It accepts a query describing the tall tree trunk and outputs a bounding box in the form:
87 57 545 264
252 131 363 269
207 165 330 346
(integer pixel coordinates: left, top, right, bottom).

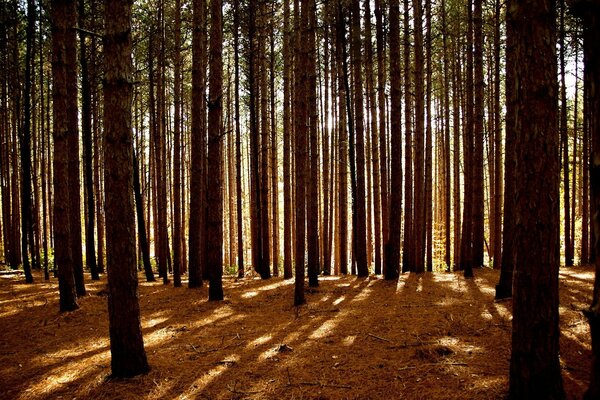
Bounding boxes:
386 0 401 280
496 1 516 299
402 0 413 273
233 0 245 278
294 0 309 305
307 0 320 286
103 0 149 376
425 0 433 272
413 0 425 273
172 0 182 287
189 0 206 288
21 0 35 283
51 0 78 311
351 0 369 277
560 0 573 267
508 1 564 397
472 0 485 269
365 0 382 276
282 0 293 279
461 0 474 278
375 0 388 275
79 0 98 281
336 0 348 276
65 0 85 295
492 0 503 269
207 0 223 300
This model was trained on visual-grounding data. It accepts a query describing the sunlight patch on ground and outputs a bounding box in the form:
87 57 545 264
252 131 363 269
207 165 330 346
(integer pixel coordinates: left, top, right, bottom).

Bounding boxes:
560 270 595 281
492 302 511 320
332 295 346 306
241 290 259 299
144 316 169 329
247 334 273 348
309 319 337 339
20 348 109 400
176 353 240 398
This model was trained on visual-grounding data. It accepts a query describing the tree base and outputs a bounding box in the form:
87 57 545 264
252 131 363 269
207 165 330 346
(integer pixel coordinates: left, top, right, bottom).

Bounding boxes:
495 283 512 300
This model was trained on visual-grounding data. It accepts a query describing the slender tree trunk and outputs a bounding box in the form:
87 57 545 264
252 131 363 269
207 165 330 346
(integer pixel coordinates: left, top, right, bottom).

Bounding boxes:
172 0 182 287
51 0 78 311
233 0 245 278
21 0 35 283
496 2 516 299
402 0 413 273
351 0 368 277
386 0 401 280
65 0 85 295
294 0 309 305
472 0 485 269
375 0 388 275
282 0 293 279
207 0 223 300
336 1 348 276
307 0 320 286
79 0 98 281
493 0 503 269
413 0 425 273
189 0 206 288
133 150 155 282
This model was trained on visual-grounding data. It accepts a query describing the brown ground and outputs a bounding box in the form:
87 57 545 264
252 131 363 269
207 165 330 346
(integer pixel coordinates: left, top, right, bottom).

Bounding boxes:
0 266 593 400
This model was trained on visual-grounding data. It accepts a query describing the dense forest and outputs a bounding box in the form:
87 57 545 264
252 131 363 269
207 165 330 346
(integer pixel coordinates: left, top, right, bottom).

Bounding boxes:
1 0 600 398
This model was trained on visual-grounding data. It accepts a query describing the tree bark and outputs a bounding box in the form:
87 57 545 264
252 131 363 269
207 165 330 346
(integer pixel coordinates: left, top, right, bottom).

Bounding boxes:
508 1 564 397
103 0 149 377
207 0 223 301
51 0 78 311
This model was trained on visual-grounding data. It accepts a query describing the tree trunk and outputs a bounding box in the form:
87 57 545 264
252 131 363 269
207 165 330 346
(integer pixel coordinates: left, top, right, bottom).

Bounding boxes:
21 0 35 283
172 0 182 287
386 0 401 280
294 0 309 305
472 0 485 269
78 0 98 281
508 1 564 397
375 0 388 275
51 0 78 311
351 0 369 277
402 0 413 273
189 0 206 288
103 0 149 377
207 0 223 301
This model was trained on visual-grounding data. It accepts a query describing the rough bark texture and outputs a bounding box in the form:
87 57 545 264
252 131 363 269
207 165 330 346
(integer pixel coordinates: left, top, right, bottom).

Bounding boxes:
351 0 368 277
386 0 401 280
51 0 78 312
472 0 485 269
207 0 223 301
188 0 205 288
508 1 564 398
65 0 85 296
294 0 308 305
496 0 516 300
103 0 149 377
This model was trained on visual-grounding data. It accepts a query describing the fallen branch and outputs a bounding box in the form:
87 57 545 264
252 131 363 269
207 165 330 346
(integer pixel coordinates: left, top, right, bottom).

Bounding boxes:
388 340 437 349
368 333 391 343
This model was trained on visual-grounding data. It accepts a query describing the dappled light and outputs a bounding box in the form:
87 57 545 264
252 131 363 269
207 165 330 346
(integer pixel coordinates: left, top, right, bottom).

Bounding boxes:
0 266 594 398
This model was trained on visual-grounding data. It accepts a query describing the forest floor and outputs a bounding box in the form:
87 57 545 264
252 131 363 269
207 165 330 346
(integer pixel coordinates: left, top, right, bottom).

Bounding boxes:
0 266 593 400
